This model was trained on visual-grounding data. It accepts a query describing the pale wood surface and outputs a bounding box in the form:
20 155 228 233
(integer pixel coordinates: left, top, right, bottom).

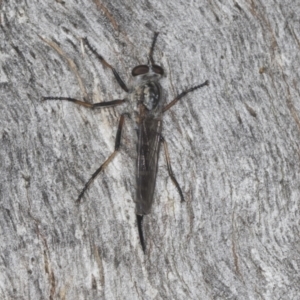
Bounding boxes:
1 1 300 299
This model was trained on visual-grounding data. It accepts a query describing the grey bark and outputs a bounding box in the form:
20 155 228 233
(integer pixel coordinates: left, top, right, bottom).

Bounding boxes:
1 0 300 299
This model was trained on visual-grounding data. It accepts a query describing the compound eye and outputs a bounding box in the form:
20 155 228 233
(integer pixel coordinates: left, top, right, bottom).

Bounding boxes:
132 65 149 76
152 65 164 75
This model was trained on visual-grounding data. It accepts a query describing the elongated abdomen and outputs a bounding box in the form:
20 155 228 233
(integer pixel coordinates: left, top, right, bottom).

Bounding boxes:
136 118 162 215
134 81 163 215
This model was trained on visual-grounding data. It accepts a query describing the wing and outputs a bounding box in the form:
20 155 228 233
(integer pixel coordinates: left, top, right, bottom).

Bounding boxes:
136 116 162 215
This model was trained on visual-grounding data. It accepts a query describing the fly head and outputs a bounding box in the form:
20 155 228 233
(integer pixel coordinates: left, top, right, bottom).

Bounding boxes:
132 64 164 77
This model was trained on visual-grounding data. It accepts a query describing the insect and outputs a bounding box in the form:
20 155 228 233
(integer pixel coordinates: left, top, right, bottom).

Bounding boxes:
43 32 209 252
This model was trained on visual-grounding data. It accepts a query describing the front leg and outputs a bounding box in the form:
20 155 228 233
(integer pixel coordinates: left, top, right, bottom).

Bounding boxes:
84 38 129 93
163 80 209 113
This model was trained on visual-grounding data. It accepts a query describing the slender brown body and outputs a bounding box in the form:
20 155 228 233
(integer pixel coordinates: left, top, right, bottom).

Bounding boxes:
43 32 209 252
133 81 164 215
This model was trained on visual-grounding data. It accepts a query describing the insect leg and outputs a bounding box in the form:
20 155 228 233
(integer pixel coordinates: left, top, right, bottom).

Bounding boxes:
162 80 209 113
160 136 185 202
76 114 125 203
84 38 129 92
42 97 126 109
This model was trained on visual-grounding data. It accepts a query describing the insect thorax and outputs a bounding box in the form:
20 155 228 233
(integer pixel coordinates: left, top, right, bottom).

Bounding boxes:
131 80 163 118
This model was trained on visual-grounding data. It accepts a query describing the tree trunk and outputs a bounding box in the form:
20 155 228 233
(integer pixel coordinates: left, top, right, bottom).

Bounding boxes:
1 0 299 299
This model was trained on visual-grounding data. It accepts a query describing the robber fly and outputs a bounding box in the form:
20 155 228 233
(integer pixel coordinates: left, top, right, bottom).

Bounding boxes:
43 32 208 252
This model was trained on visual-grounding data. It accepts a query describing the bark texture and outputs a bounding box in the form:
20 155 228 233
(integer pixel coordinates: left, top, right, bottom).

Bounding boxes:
1 0 300 299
